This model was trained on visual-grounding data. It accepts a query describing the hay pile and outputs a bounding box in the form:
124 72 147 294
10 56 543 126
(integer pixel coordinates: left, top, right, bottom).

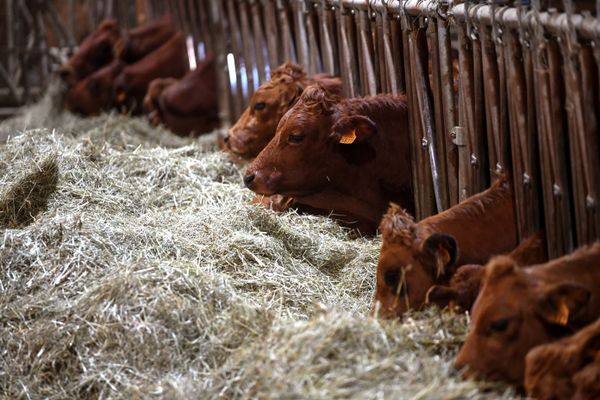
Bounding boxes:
0 97 518 399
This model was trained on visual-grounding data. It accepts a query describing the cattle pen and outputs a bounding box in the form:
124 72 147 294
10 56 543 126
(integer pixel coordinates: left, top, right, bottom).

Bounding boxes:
4 0 598 257
170 0 599 259
0 0 599 399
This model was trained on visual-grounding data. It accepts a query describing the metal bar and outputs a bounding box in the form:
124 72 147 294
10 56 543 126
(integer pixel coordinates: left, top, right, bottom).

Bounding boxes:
358 8 377 95
399 10 422 219
336 4 357 97
437 14 458 206
250 0 267 82
427 18 450 211
293 0 310 68
210 0 232 126
239 0 256 97
532 35 573 257
318 0 336 75
305 4 322 75
277 0 296 63
411 26 443 214
6 0 15 77
262 0 279 69
380 4 398 94
373 6 386 93
198 0 214 55
480 23 505 176
578 45 600 243
503 13 541 243
390 13 405 93
226 0 245 115
454 3 600 42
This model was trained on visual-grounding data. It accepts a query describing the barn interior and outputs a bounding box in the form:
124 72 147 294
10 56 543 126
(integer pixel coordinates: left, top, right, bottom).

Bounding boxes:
1 1 599 399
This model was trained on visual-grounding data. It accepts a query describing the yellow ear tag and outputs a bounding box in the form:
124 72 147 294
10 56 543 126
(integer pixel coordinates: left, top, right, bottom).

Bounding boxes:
551 301 570 326
339 129 357 144
116 92 127 103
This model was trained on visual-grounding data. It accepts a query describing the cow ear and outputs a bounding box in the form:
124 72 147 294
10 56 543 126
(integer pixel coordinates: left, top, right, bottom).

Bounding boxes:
422 233 458 279
426 285 458 309
537 283 591 326
86 78 101 97
331 115 377 145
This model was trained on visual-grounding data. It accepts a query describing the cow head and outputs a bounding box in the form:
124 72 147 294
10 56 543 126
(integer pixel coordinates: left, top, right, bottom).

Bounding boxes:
524 319 600 399
58 19 119 86
227 64 307 158
64 60 124 115
455 256 591 387
370 204 458 319
243 84 367 196
426 264 485 312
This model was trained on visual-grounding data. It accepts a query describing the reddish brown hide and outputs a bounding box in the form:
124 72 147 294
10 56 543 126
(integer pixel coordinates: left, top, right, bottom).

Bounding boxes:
227 63 342 158
64 59 124 115
525 317 600 400
244 85 414 234
371 176 517 319
113 31 188 114
425 232 547 312
143 55 219 136
144 77 179 126
58 19 120 86
454 242 600 389
114 15 176 63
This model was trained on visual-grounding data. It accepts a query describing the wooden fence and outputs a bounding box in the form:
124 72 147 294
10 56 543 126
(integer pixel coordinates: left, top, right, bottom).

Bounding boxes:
2 0 599 258
155 0 599 258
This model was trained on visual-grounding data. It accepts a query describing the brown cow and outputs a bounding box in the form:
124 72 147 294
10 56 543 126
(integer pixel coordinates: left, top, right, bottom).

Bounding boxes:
113 31 188 113
454 242 600 388
144 77 179 126
573 360 600 400
244 86 414 234
64 59 124 115
113 15 176 63
58 19 120 86
371 176 517 319
525 317 600 400
425 232 547 312
226 64 342 158
143 55 219 136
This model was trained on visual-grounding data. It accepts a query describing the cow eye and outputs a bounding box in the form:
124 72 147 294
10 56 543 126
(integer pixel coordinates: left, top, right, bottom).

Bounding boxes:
253 102 266 111
488 318 510 334
383 269 406 295
288 133 305 144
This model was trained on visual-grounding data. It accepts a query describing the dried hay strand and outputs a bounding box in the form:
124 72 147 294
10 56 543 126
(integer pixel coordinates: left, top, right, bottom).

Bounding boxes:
0 106 518 399
0 155 58 229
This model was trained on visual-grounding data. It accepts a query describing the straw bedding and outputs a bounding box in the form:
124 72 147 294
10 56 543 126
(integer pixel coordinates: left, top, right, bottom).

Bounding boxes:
0 88 518 399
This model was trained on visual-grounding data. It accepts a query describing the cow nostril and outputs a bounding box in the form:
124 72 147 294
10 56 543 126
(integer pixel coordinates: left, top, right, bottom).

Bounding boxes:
243 174 255 187
58 68 72 82
223 133 230 143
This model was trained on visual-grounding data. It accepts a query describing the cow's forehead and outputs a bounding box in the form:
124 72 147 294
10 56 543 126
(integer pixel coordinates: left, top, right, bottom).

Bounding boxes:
280 106 320 131
474 279 532 319
379 244 415 268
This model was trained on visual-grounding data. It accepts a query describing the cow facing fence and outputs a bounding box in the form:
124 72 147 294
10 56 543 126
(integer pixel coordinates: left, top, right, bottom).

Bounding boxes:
2 0 599 259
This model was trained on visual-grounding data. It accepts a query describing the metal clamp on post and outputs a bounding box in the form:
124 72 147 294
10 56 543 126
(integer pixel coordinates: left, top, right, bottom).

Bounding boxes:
451 126 466 146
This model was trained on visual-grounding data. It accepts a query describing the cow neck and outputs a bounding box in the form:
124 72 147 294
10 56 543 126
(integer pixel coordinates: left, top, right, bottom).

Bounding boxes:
324 95 412 201
529 244 600 325
338 94 408 125
419 180 517 265
294 187 383 227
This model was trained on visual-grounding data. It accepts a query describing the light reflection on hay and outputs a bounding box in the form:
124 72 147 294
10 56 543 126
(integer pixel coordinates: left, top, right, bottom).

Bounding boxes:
0 100 517 399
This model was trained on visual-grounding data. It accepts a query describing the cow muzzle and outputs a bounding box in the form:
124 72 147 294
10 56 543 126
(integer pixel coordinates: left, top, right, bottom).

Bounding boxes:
242 169 282 195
